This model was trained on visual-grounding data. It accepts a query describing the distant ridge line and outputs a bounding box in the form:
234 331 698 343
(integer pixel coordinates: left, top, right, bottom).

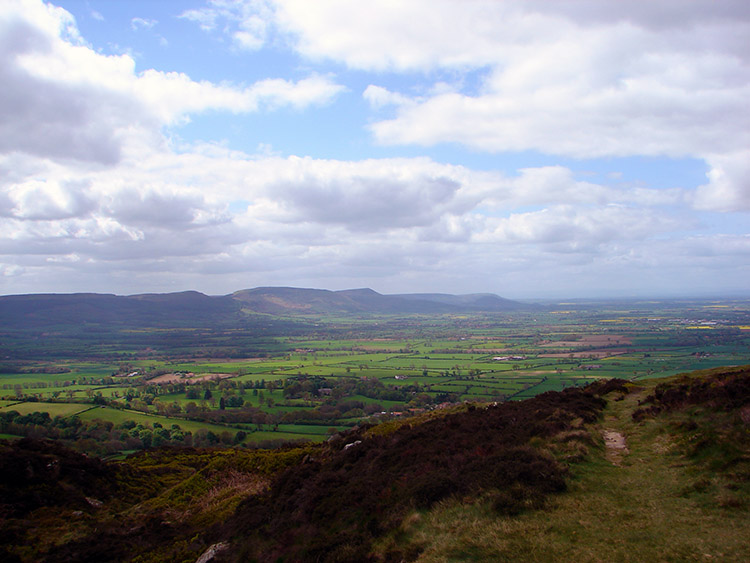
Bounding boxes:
0 286 529 328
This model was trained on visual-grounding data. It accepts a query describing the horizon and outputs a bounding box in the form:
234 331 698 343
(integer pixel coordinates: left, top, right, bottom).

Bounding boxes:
1 1 748 299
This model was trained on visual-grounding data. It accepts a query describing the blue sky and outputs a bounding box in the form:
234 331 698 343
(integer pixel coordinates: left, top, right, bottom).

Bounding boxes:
0 0 748 298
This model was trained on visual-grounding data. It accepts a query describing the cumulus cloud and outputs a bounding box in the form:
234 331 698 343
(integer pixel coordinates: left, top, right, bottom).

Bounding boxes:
180 0 274 50
249 157 478 231
476 205 682 247
0 11 130 164
136 71 344 124
246 0 750 211
693 151 750 212
8 179 97 220
362 27 750 162
0 0 344 165
130 17 157 31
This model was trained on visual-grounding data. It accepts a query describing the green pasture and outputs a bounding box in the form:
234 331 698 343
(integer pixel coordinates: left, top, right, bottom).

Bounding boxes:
233 373 290 385
0 372 81 388
78 407 248 437
375 357 478 370
282 365 352 376
347 394 403 408
0 402 94 417
272 424 343 435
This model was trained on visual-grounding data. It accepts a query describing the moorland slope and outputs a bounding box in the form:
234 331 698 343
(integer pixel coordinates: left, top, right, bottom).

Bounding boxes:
1 366 748 562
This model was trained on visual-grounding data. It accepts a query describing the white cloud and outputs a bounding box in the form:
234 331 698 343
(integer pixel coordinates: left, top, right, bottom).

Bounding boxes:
180 0 274 51
693 151 750 212
131 17 157 31
136 71 344 124
475 205 682 247
259 0 750 211
8 178 96 220
0 0 344 165
270 0 750 71
363 85 415 110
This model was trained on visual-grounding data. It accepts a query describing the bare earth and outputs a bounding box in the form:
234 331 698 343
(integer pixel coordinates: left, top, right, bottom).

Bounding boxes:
602 429 629 466
148 372 236 385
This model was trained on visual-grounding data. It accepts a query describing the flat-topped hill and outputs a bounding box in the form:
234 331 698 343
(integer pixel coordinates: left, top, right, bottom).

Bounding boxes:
0 286 528 329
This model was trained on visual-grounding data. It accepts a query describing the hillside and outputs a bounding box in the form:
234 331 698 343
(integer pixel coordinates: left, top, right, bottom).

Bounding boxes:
1 366 748 562
231 287 525 315
0 287 527 332
392 292 528 311
0 291 243 329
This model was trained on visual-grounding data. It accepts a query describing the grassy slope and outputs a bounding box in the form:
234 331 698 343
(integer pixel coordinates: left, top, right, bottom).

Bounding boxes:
3 367 748 562
393 368 750 562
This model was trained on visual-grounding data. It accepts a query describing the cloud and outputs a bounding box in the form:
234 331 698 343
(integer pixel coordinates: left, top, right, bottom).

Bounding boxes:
476 205 682 248
0 9 131 164
180 0 274 51
252 156 477 231
363 85 415 110
8 178 96 220
270 0 750 71
131 17 157 31
693 151 750 212
136 71 344 124
258 1 750 210
366 38 750 159
0 0 344 166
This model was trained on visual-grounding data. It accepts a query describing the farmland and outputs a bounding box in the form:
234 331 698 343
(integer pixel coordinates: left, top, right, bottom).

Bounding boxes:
2 297 750 455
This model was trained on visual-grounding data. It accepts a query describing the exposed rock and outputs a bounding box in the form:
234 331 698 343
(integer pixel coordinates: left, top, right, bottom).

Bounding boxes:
195 542 230 563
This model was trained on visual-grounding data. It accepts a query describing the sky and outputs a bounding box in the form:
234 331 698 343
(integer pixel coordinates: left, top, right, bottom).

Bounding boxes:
1 0 749 299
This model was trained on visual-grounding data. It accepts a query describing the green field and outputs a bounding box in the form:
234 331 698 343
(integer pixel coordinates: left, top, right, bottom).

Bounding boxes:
3 300 750 456
0 402 94 417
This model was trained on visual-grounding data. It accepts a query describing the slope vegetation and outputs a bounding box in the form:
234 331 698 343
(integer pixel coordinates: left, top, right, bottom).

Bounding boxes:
392 366 750 562
0 366 748 562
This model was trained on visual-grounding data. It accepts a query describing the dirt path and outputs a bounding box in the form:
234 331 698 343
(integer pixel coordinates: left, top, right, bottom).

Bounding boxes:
602 429 628 465
408 375 750 562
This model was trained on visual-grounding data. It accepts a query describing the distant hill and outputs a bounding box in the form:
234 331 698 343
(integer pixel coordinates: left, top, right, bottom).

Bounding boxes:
391 292 528 311
0 291 241 329
0 287 527 332
231 287 526 315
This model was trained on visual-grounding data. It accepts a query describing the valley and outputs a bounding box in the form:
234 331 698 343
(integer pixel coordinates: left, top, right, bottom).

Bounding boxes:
2 290 750 456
